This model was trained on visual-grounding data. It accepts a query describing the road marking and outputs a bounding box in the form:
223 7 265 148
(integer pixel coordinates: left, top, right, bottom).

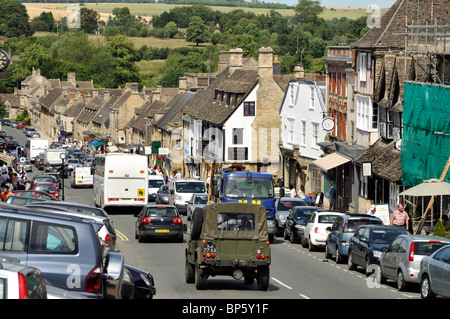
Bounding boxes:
271 277 293 290
299 294 311 299
115 230 129 241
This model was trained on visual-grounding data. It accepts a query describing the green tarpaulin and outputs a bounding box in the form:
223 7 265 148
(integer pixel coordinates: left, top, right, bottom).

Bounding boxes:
402 82 450 186
91 141 105 147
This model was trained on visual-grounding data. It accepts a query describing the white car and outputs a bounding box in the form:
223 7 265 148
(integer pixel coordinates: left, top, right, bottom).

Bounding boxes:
302 211 344 251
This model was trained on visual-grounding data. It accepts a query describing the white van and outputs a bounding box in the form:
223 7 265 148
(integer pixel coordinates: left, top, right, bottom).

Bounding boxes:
71 166 93 188
168 179 206 215
148 175 165 201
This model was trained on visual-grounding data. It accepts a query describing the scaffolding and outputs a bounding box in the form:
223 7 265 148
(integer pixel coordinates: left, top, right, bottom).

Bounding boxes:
405 20 450 85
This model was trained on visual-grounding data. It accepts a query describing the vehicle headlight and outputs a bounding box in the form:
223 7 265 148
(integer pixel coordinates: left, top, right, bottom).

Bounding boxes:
278 215 285 221
140 273 151 286
373 251 383 258
295 224 305 230
267 220 275 227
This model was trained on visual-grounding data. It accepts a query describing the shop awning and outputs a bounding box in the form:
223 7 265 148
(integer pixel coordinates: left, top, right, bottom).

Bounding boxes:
310 153 351 172
91 141 105 147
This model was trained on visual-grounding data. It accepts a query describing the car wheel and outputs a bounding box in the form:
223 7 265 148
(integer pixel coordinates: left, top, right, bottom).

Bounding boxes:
397 270 408 291
308 236 316 252
347 251 357 270
376 264 387 285
325 243 332 259
194 262 208 290
420 275 436 299
283 227 289 240
335 247 343 264
290 230 296 244
301 234 307 248
185 258 195 284
257 266 269 291
365 257 374 276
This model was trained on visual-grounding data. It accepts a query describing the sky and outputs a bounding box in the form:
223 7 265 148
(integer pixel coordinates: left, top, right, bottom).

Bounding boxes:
264 0 397 8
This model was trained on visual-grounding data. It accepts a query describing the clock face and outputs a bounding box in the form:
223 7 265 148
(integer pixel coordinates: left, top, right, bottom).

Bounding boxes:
0 49 11 72
322 117 335 132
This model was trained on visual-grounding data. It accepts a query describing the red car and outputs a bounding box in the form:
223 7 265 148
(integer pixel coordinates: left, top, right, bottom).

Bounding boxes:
17 121 26 129
13 190 59 201
32 183 59 200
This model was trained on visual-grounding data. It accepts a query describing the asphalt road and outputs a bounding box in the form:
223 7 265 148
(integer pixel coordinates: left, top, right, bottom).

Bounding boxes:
4 125 425 301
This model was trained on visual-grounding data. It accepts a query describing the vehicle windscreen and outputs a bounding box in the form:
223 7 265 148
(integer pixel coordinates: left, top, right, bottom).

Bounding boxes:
414 242 450 256
318 214 340 224
194 195 208 204
345 218 382 233
224 177 273 199
217 212 255 232
277 200 308 211
294 209 315 221
175 182 205 193
146 207 178 217
34 185 55 192
371 229 408 244
35 177 55 183
149 179 164 188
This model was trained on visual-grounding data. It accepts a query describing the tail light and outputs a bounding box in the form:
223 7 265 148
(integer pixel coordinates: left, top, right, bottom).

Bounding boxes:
173 217 182 224
85 266 102 294
141 217 152 223
105 234 110 245
408 242 415 261
18 273 29 299
314 227 319 233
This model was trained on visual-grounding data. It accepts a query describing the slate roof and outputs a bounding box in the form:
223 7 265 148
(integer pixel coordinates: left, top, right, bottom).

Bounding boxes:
76 96 105 125
353 0 450 50
39 88 63 110
182 67 259 125
154 91 195 130
63 100 85 118
356 139 402 182
0 94 20 108
128 99 167 133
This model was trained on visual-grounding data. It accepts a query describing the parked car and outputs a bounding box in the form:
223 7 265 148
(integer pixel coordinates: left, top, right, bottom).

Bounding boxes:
302 211 345 251
10 121 17 128
275 197 308 236
23 127 36 137
0 205 127 298
46 286 90 299
284 206 324 243
29 132 40 138
186 193 208 220
17 121 26 129
5 140 19 151
0 130 5 138
31 175 59 189
377 234 450 291
418 245 450 299
32 182 59 200
6 195 48 206
347 225 409 275
124 264 156 299
0 256 47 299
155 185 170 204
12 190 59 201
325 214 383 263
135 205 184 242
26 200 117 253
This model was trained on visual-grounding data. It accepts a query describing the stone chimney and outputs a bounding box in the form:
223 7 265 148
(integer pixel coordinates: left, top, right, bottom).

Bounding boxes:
258 47 274 80
67 72 76 88
294 64 305 79
218 51 231 73
273 55 281 75
179 76 187 91
229 48 243 74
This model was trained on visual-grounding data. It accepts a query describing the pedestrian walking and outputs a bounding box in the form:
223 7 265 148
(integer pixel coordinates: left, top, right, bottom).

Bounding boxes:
390 203 409 231
328 182 336 209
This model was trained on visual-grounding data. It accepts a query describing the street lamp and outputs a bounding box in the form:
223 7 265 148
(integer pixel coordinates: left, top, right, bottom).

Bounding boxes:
59 152 66 201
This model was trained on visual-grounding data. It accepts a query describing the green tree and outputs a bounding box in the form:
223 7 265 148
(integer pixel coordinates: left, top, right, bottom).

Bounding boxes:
433 220 447 237
31 11 55 32
164 21 178 39
0 100 6 119
80 7 100 34
0 0 33 37
294 0 324 25
186 16 211 46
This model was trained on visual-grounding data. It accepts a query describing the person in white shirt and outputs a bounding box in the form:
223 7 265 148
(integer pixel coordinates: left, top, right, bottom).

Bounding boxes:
289 184 297 198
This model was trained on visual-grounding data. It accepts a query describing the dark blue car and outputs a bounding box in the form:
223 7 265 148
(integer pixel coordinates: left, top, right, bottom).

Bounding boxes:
284 206 324 243
347 225 409 276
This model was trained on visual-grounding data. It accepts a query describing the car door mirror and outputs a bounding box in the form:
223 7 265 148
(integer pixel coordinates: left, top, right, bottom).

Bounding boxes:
360 235 367 242
326 226 332 231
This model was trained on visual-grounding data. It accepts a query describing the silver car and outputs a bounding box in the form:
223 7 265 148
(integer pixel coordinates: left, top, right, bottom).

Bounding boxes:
186 193 209 220
377 234 450 291
419 245 450 299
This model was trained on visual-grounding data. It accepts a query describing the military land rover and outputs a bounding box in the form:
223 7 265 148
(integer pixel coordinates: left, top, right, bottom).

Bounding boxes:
185 202 271 290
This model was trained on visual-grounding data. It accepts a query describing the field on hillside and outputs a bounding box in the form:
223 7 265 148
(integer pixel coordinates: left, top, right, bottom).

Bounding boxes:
23 2 386 22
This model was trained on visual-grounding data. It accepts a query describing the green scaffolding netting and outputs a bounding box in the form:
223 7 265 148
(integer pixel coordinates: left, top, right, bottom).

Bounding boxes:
402 82 450 186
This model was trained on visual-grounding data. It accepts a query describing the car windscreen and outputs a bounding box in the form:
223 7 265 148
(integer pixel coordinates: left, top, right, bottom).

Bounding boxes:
175 182 205 193
370 229 408 244
294 209 315 221
414 242 450 256
277 200 308 211
35 177 55 183
345 218 382 233
149 179 164 188
224 177 273 199
146 207 178 217
194 195 208 204
217 212 255 232
318 214 340 224
34 185 55 192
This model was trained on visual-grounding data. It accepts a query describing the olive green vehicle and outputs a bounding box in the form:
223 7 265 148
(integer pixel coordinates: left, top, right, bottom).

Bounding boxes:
185 202 271 290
